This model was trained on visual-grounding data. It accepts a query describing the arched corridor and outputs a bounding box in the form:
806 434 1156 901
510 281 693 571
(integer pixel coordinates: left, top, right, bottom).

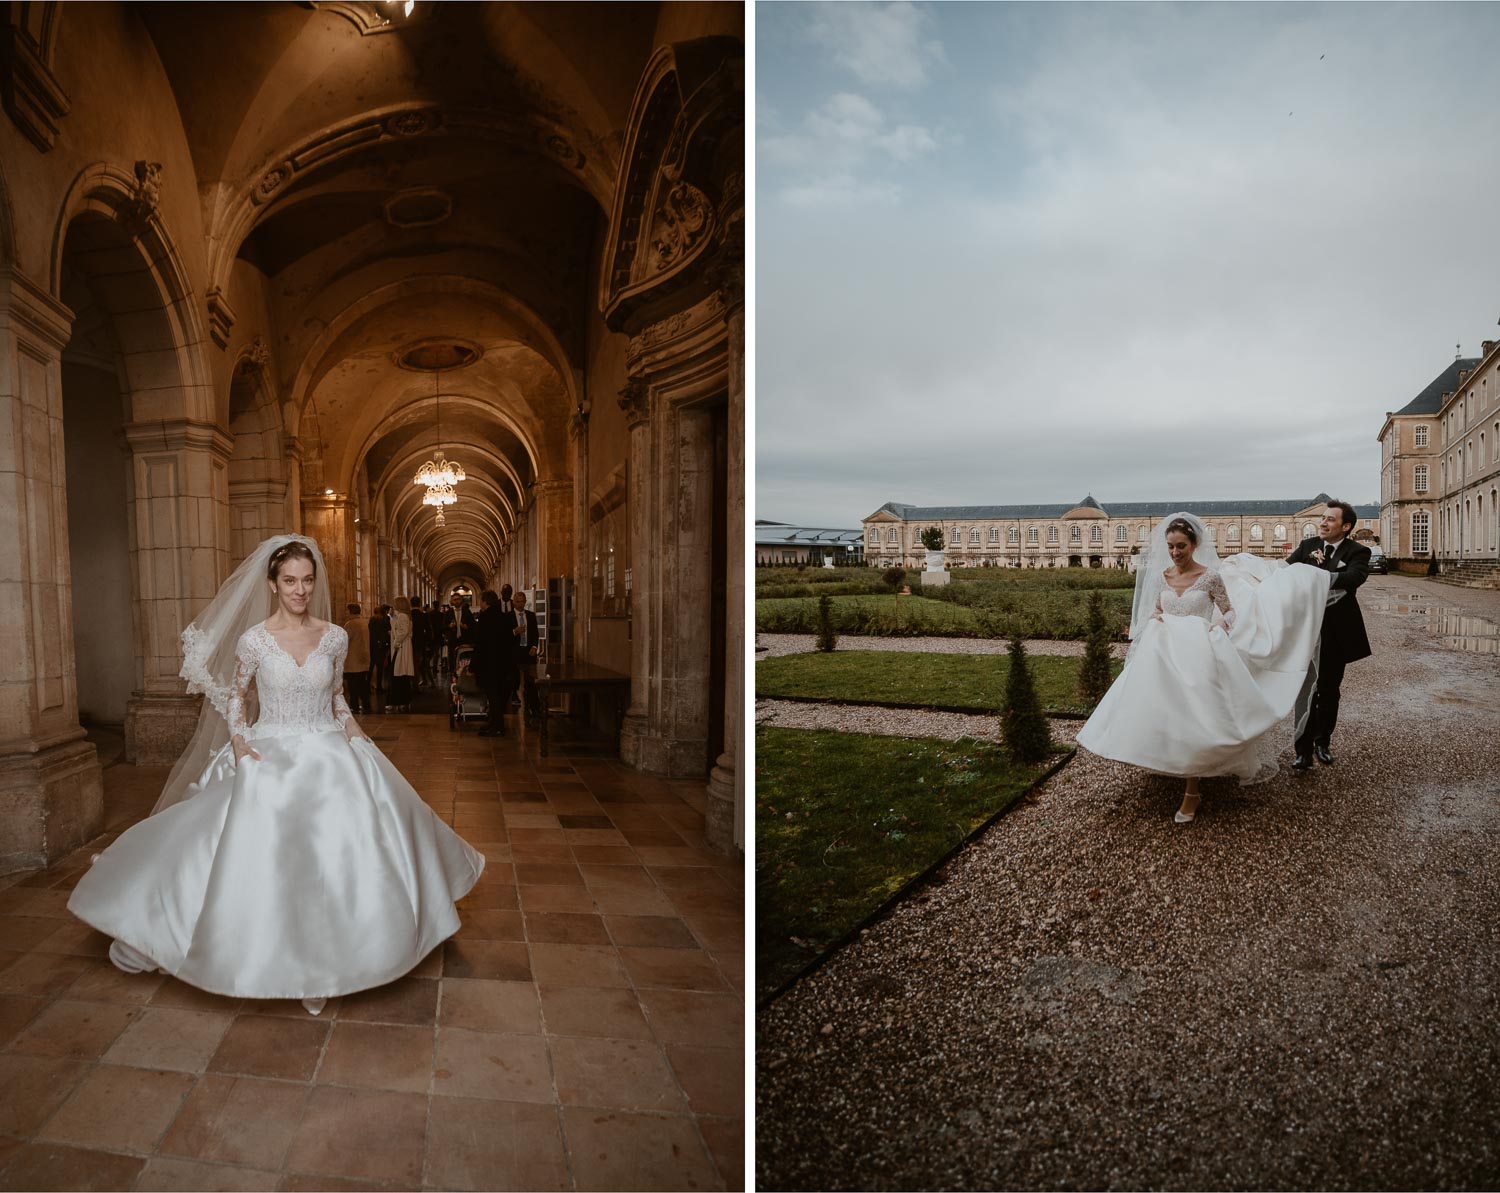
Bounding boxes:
0 2 745 880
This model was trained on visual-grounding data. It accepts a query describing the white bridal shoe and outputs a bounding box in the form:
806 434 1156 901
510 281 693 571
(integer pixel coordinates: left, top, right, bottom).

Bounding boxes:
302 998 328 1016
1174 809 1196 824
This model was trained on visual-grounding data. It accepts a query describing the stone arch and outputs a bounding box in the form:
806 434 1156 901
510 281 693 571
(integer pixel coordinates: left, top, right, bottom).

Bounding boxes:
600 37 743 330
50 162 214 414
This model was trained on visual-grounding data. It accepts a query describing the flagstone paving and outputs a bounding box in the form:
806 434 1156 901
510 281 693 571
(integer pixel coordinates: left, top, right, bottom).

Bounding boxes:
0 715 743 1192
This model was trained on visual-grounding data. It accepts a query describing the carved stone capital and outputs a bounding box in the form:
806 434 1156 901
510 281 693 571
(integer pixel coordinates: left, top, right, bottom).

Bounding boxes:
123 418 235 464
247 336 272 369
206 287 237 350
618 380 650 429
647 177 715 276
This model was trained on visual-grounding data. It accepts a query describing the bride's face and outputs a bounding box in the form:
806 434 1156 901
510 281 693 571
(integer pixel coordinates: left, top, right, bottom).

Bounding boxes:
1166 530 1195 569
270 558 316 616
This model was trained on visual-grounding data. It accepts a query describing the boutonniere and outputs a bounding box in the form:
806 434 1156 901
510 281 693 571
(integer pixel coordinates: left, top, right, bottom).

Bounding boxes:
1311 548 1326 564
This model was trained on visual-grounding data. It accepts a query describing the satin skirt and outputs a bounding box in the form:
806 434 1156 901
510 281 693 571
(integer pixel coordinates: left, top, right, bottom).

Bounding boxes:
68 730 484 999
1076 554 1331 781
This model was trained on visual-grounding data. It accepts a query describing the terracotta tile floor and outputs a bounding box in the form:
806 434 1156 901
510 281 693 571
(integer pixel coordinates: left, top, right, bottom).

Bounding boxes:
0 716 744 1191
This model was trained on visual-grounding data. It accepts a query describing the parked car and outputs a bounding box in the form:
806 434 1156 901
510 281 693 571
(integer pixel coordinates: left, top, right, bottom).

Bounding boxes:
1368 548 1389 574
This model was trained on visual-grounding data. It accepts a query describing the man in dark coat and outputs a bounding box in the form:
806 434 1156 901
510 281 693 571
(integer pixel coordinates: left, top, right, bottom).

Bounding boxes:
439 592 476 674
473 590 516 737
368 604 392 710
509 589 542 722
1287 499 1372 769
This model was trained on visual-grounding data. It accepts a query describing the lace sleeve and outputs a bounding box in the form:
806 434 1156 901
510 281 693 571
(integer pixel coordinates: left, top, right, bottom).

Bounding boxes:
329 626 354 727
1206 570 1232 614
227 633 259 740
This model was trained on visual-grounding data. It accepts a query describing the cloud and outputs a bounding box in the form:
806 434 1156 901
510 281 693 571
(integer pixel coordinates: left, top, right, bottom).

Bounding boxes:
805 1 946 91
761 92 938 206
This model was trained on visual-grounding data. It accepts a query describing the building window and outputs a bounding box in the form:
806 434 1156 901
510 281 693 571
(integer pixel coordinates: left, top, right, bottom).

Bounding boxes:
1008 527 1019 543
1226 526 1239 541
1069 525 1081 542
1090 525 1102 544
1412 511 1430 553
1137 525 1148 542
1414 464 1428 494
989 527 999 543
1116 525 1127 542
971 528 981 544
1208 525 1217 541
1301 523 1315 539
1047 527 1059 544
1415 424 1429 447
1028 527 1038 544
1273 523 1287 541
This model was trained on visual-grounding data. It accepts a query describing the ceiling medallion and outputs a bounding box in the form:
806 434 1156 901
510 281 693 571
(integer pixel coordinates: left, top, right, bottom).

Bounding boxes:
396 338 481 372
384 188 452 229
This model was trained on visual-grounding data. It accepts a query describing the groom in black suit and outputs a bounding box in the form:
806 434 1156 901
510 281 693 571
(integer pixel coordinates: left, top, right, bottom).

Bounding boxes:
1287 499 1372 770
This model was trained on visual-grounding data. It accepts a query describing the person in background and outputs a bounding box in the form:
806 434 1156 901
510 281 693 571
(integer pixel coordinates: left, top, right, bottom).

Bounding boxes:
341 602 371 714
509 589 541 722
412 600 433 690
389 597 414 712
369 604 391 712
473 590 516 738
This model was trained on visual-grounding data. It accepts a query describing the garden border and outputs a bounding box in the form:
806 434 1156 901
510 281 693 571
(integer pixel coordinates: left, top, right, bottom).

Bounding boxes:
756 693 1093 721
756 741 1078 1009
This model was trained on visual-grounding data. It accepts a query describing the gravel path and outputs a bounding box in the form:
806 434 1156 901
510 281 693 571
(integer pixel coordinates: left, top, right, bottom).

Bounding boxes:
755 576 1500 1190
756 699 1082 745
757 633 1128 660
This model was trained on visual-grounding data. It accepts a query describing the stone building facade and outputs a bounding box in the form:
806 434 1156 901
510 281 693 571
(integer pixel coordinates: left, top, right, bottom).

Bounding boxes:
0 2 744 871
864 496 1378 570
1378 339 1500 579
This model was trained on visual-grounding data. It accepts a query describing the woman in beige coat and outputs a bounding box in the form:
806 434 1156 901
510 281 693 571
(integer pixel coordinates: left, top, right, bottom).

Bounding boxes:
390 596 415 712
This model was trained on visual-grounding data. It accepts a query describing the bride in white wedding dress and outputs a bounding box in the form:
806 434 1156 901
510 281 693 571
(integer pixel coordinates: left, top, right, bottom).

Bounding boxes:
1076 512 1332 824
68 535 484 1014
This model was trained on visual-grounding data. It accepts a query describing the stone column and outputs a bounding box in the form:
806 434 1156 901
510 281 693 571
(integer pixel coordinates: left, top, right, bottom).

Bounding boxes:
618 380 655 770
0 267 103 873
282 434 304 534
534 478 574 588
122 417 234 766
376 533 392 606
569 406 591 658
706 274 744 853
301 496 356 615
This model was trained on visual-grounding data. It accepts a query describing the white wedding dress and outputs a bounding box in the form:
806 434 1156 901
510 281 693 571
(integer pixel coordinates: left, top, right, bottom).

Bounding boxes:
68 621 484 1000
1076 553 1331 781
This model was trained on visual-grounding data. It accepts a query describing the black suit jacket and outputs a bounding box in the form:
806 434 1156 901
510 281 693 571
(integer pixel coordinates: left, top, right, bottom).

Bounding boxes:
440 605 476 646
509 608 540 664
472 606 517 683
1286 536 1372 663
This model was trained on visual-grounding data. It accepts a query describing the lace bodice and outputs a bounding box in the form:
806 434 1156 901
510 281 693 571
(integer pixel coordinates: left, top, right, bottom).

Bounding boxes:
1158 569 1232 622
228 623 353 740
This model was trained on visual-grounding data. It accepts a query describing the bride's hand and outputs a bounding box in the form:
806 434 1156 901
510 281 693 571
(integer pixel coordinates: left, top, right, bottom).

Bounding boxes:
232 736 262 764
344 720 371 743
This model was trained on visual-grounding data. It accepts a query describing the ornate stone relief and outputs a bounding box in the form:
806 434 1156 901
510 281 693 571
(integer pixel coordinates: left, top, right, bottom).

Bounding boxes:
1 2 69 152
648 173 715 273
246 336 272 369
127 160 163 227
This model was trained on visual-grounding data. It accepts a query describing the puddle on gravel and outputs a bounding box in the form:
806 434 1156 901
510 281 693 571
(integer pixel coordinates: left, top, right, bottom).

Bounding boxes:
1366 594 1500 654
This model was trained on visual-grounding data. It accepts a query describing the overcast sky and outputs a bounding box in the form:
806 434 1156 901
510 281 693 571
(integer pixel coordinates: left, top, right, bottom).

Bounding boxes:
755 2 1500 528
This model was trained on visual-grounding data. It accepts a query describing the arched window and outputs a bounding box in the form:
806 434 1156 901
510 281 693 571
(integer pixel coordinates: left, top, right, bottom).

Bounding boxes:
1089 525 1101 543
1008 527 1018 543
887 528 897 543
1414 465 1428 494
1207 525 1217 541
971 528 981 544
1249 524 1263 542
989 527 999 543
1047 527 1059 544
1069 525 1081 542
1226 525 1239 542
1137 525 1148 542
1302 523 1316 539
1028 527 1038 544
1415 424 1429 448
1116 525 1127 542
1273 523 1287 541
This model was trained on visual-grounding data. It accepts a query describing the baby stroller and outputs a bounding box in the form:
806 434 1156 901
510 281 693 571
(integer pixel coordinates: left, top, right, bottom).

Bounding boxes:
449 645 488 731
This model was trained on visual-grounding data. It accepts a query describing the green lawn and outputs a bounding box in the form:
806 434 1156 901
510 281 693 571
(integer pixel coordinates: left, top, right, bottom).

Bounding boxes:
756 594 982 637
756 726 1057 998
755 589 1131 640
756 649 1121 715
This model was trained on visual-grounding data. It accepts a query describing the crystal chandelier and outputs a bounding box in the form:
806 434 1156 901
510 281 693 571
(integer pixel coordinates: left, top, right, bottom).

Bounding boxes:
413 363 465 495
